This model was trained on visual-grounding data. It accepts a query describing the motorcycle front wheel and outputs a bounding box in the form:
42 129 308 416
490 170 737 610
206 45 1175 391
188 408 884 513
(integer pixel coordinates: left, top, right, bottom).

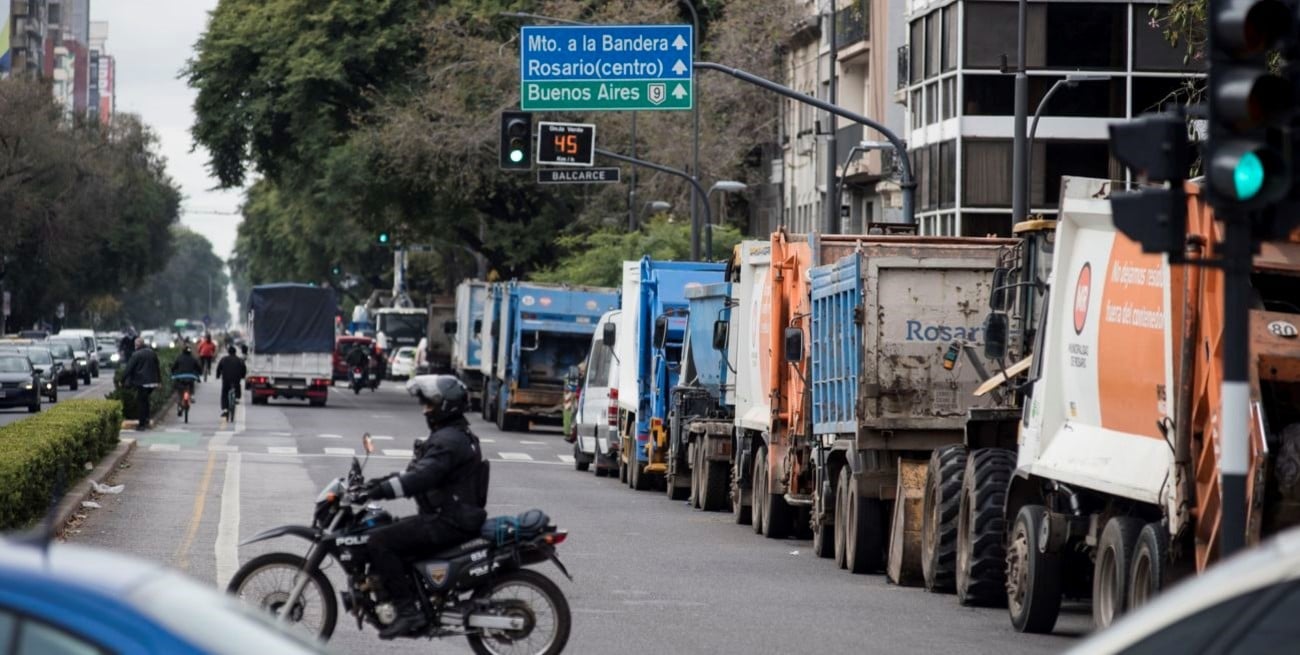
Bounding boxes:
227 551 338 641
466 569 571 655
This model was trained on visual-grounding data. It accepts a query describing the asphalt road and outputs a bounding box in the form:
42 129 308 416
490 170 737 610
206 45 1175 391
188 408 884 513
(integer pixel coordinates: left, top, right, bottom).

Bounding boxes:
69 377 1090 654
0 367 116 427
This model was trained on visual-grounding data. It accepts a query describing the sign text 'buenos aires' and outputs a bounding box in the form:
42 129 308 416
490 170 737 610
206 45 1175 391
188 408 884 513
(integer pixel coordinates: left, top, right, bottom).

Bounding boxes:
520 25 693 112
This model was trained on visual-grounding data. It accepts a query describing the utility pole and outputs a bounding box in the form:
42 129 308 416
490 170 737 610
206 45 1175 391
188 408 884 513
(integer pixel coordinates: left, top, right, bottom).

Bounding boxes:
1011 0 1029 224
825 2 839 234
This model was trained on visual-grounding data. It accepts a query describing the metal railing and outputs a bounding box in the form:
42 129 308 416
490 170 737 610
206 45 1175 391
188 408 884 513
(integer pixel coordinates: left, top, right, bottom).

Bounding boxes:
835 0 870 46
896 45 909 89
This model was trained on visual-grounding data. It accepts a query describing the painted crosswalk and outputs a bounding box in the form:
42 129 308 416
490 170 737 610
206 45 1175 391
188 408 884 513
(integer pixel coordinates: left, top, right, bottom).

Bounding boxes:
324 447 356 456
383 449 414 458
132 442 570 464
499 452 534 461
266 446 299 455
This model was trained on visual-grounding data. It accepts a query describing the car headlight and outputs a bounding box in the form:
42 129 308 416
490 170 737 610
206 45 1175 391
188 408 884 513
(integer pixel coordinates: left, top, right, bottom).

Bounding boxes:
23 383 34 390
110 353 121 362
77 358 87 365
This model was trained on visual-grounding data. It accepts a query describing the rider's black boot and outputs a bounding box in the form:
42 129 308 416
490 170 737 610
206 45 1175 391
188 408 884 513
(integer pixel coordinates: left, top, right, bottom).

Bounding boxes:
378 601 426 640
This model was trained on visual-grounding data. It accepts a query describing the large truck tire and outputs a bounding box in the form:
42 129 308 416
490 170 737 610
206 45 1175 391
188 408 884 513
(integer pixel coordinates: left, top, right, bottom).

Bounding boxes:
630 443 649 491
1127 522 1169 611
667 470 689 501
755 445 793 539
1006 504 1062 634
688 444 703 509
1093 515 1143 629
573 444 590 472
731 469 752 525
955 448 1014 606
701 461 730 512
836 466 884 573
922 445 968 593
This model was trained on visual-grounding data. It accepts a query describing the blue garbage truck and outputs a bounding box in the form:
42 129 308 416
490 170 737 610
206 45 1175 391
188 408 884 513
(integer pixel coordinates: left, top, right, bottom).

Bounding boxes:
482 281 619 432
666 281 735 508
451 280 489 409
615 258 727 491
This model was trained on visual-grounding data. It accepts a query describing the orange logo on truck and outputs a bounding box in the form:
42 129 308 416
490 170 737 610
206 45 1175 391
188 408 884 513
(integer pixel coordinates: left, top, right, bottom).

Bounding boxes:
1073 263 1092 335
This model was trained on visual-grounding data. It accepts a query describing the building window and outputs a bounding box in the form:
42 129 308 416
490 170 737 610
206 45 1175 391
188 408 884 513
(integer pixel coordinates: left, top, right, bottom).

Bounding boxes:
911 89 923 129
910 19 925 83
942 6 958 72
964 2 1021 69
926 13 941 79
942 77 957 120
962 214 1013 237
1040 141 1113 206
939 140 957 207
1132 76 1195 114
928 144 941 208
964 75 1015 115
963 140 1012 207
914 148 932 210
1031 76 1127 118
48 3 62 24
1045 4 1125 69
1135 5 1202 72
925 81 939 125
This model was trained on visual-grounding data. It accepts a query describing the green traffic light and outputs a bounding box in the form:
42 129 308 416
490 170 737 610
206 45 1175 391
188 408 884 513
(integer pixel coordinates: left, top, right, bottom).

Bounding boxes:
1233 151 1265 200
510 149 525 163
378 232 390 244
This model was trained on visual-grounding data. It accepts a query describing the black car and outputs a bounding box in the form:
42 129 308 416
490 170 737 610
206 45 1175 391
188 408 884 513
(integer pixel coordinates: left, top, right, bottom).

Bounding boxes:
0 354 42 413
0 347 58 402
49 337 94 384
43 342 81 390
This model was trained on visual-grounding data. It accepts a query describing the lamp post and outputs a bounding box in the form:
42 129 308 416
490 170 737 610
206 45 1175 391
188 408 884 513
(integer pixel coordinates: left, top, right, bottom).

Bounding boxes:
639 201 673 227
836 140 890 232
1025 74 1112 214
705 181 747 260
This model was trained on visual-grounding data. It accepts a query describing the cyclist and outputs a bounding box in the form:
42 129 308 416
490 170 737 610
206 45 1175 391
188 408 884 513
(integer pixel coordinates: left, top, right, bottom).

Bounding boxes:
197 334 218 380
170 345 204 417
215 345 247 420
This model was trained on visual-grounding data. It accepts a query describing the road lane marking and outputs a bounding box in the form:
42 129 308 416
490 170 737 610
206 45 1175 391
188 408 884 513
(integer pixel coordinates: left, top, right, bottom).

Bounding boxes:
520 440 547 445
267 446 298 455
215 453 241 588
149 444 181 452
499 452 533 461
271 431 292 436
383 449 413 458
324 447 356 456
318 433 344 439
369 435 395 441
174 451 217 571
480 439 496 443
558 455 575 464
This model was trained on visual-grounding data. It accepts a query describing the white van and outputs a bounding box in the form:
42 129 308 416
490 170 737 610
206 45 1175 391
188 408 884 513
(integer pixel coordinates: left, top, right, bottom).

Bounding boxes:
572 310 620 476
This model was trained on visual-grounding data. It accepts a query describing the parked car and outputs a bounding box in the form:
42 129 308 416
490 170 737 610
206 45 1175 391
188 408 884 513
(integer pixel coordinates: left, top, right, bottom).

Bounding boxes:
387 346 417 380
49 336 95 382
58 329 100 378
42 341 82 390
2 346 60 402
0 353 41 413
572 310 621 476
0 538 326 654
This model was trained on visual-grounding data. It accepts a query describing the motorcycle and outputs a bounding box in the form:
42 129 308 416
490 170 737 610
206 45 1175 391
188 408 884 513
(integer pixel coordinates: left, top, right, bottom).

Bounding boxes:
227 434 573 654
350 367 366 395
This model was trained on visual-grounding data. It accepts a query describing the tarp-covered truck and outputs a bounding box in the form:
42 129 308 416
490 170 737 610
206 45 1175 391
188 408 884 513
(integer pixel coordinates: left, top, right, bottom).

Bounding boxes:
247 284 337 407
993 177 1300 633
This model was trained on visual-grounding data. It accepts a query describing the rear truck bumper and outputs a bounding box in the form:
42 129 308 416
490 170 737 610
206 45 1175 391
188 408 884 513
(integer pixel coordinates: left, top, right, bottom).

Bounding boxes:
503 388 564 425
250 376 331 400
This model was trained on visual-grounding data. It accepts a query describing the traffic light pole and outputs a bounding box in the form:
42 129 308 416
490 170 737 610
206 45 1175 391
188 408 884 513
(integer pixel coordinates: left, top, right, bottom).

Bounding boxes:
1219 215 1252 558
594 147 712 259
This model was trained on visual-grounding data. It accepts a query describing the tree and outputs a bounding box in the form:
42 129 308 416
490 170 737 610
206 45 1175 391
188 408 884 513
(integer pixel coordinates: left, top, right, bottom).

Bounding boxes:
121 228 232 329
531 216 743 287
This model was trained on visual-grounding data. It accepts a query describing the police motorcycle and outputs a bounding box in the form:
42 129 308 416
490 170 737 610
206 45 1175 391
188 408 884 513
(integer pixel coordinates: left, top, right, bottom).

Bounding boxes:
227 434 572 654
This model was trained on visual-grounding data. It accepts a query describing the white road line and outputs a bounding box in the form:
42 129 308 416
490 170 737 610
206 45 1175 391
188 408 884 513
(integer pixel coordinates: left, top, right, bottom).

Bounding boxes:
499 452 534 461
519 440 546 445
369 435 395 441
149 444 180 452
558 455 576 464
318 433 344 439
235 393 247 434
324 447 356 456
480 438 496 444
214 431 234 437
266 446 298 455
271 431 292 437
383 449 414 458
215 453 241 589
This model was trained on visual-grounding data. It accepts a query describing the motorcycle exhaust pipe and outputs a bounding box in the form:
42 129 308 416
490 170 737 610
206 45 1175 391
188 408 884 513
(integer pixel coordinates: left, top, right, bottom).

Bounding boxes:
440 613 527 631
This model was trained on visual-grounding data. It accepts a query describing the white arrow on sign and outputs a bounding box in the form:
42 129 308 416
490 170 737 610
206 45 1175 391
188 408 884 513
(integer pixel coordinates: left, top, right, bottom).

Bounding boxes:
672 35 688 50
672 59 687 75
671 84 687 99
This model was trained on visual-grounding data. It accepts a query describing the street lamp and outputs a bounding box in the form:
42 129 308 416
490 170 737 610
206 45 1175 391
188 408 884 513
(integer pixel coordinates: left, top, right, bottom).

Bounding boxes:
1025 74 1112 214
638 201 673 228
835 140 892 233
705 181 748 260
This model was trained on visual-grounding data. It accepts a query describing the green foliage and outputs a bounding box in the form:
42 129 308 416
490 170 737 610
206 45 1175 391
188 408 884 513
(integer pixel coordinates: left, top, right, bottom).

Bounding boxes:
0 400 123 530
121 228 232 328
0 80 180 331
531 217 743 287
107 348 180 420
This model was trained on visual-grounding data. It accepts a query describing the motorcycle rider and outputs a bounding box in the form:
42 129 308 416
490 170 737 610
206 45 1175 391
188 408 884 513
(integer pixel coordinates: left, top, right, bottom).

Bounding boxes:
345 343 371 388
359 375 488 639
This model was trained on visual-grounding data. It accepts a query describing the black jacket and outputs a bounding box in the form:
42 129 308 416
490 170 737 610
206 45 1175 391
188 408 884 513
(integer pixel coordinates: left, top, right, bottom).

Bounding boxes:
122 347 161 387
215 355 247 386
171 352 203 376
346 347 370 368
395 417 488 531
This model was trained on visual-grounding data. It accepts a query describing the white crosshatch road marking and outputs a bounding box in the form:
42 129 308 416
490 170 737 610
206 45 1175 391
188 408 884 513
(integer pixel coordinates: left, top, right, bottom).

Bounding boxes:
499 452 534 461
324 448 356 456
384 449 414 458
558 455 576 464
267 446 298 455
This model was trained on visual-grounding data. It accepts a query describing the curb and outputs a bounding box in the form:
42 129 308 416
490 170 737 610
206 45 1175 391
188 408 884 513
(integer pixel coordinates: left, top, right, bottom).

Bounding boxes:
55 437 137 537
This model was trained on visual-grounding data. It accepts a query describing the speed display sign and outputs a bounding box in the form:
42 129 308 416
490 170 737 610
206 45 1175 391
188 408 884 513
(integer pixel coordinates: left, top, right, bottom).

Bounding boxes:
536 122 595 167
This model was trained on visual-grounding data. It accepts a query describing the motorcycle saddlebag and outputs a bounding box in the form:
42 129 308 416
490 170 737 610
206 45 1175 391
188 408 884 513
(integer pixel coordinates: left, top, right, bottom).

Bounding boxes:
481 509 550 545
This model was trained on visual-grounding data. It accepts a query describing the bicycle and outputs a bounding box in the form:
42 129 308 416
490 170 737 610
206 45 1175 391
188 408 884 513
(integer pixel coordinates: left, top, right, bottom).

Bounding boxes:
171 373 200 424
225 386 239 424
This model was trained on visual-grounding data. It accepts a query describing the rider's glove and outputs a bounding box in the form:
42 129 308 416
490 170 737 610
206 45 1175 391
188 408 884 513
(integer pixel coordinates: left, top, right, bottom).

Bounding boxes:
363 477 399 501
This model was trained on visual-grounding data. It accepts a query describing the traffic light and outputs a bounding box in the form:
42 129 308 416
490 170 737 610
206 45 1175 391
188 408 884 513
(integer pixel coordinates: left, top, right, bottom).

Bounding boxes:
1108 112 1191 255
499 110 532 170
377 231 391 245
1205 0 1294 210
330 263 342 277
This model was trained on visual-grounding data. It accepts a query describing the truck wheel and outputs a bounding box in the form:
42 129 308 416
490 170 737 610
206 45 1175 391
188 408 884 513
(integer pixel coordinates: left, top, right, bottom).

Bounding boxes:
629 443 649 491
1127 522 1168 611
922 445 968 593
956 448 1015 606
573 444 589 472
731 469 752 525
837 466 883 573
618 452 628 484
760 474 793 540
1094 516 1143 629
688 444 702 509
701 461 729 512
1007 504 1062 634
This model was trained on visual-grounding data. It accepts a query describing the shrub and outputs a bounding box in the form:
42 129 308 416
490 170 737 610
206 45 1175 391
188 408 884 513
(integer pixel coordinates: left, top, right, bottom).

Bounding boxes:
0 400 123 530
107 347 179 420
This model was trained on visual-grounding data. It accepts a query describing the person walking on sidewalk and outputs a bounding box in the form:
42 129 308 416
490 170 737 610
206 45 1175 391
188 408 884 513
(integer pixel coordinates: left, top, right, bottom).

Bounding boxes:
122 337 162 430
215 345 247 420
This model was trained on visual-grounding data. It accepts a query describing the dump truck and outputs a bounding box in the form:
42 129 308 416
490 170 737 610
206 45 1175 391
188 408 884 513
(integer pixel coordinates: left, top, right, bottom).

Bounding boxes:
246 284 337 407
451 280 489 407
483 281 618 432
665 281 735 510
423 295 456 374
973 177 1300 633
616 258 727 491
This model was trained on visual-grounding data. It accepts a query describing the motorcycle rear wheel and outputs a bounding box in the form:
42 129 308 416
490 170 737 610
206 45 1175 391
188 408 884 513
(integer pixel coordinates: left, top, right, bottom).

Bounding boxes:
466 569 571 655
227 551 338 641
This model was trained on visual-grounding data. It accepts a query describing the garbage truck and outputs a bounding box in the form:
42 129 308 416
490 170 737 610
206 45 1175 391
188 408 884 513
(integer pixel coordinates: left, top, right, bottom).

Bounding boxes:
451 280 489 407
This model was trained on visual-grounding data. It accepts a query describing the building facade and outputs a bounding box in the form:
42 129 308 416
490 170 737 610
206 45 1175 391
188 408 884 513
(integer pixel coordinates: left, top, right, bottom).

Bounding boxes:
88 19 111 124
7 0 48 79
900 0 1200 236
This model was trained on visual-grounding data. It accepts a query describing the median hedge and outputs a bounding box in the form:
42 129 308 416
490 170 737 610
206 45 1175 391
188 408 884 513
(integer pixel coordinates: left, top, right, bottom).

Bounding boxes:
0 399 123 530
107 347 179 420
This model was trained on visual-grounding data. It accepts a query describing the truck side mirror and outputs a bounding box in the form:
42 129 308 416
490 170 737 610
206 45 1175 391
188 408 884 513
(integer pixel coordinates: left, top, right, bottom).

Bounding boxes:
602 322 616 348
443 320 457 335
984 313 1009 361
653 316 669 350
990 268 1010 311
783 327 803 363
473 319 483 335
712 320 728 351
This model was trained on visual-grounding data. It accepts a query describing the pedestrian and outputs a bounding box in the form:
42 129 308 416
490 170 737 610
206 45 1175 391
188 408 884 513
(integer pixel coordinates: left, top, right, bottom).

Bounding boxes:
119 330 136 362
121 337 161 430
215 345 247 420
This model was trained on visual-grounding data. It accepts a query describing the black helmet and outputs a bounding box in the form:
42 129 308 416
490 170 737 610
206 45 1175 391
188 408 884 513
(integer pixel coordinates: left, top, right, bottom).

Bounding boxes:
406 374 469 423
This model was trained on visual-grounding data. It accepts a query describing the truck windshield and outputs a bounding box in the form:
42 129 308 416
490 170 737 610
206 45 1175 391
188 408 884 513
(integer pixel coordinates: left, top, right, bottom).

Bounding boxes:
377 313 425 339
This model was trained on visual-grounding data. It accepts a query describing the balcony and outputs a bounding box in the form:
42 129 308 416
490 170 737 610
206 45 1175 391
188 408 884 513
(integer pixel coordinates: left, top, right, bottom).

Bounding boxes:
835 0 869 46
894 45 910 104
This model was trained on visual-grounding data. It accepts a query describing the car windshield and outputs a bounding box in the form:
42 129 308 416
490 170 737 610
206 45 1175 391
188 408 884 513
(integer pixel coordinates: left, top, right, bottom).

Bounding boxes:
0 357 31 373
46 343 74 358
128 574 326 654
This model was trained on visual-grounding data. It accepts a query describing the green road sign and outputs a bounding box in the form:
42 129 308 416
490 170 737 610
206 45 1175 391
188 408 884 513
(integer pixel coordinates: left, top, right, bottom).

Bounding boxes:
523 80 692 111
519 25 693 112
